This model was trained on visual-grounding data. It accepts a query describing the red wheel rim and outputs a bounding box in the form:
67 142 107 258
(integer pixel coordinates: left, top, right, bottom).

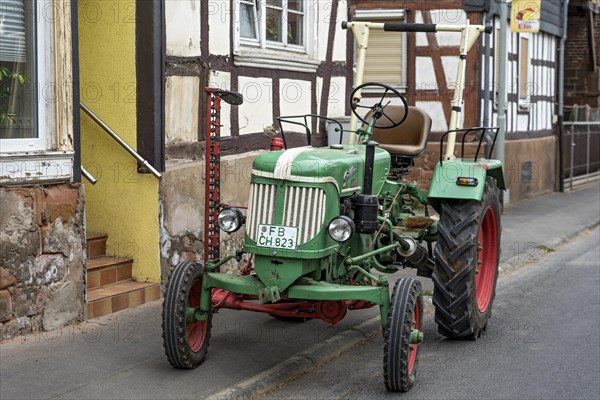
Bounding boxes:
407 300 420 374
475 205 499 312
186 279 207 352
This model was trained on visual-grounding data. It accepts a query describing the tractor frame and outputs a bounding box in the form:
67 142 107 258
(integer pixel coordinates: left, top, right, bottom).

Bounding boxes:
163 20 504 393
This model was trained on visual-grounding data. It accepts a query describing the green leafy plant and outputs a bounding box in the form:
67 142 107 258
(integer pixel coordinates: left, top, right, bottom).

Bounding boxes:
535 244 555 253
0 66 27 125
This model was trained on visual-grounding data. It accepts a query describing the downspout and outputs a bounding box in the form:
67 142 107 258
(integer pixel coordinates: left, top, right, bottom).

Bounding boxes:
71 0 81 183
482 11 493 157
558 0 569 192
496 0 508 168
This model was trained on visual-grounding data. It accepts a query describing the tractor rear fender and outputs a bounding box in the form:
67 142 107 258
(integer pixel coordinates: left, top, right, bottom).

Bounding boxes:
427 159 506 212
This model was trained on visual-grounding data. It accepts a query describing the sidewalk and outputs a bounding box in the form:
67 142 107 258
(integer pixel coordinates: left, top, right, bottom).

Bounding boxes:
1 186 598 400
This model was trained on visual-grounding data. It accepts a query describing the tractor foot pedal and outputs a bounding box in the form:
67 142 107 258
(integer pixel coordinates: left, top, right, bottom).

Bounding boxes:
404 216 435 229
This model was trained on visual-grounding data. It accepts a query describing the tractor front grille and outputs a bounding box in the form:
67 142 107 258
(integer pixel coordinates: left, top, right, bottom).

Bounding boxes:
283 186 327 244
246 183 277 240
246 183 327 245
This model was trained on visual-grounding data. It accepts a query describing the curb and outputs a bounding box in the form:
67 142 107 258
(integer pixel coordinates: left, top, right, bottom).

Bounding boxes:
205 317 380 400
207 221 599 400
497 220 600 276
206 298 436 400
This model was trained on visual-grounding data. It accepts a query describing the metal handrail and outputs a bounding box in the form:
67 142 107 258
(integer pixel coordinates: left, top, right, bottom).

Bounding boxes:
563 121 600 126
80 103 162 179
81 166 97 184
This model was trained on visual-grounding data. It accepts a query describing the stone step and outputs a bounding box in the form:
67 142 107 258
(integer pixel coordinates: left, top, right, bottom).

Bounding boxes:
86 232 108 259
87 256 133 290
87 280 161 319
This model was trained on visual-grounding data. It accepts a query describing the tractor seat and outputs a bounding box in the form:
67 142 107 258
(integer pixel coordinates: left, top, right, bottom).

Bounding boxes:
365 106 432 157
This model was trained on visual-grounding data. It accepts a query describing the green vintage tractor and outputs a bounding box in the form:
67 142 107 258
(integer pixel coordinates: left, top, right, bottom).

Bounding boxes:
162 21 504 392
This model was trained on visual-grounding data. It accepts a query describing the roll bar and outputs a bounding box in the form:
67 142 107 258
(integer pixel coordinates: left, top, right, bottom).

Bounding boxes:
341 21 492 34
343 20 491 160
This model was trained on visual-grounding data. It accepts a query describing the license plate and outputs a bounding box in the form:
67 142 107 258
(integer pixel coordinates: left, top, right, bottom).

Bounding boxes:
257 224 298 249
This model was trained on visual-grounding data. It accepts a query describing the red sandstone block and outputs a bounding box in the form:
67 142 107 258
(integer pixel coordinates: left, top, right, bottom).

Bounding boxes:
45 185 79 223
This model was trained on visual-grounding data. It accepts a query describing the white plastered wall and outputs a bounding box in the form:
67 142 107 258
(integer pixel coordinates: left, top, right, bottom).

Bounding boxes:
208 0 231 56
238 76 274 135
280 78 312 117
165 0 201 57
414 9 469 131
165 76 200 144
209 70 232 137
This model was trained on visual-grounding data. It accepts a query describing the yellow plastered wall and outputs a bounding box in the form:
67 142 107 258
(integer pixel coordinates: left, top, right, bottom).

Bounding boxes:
79 1 160 282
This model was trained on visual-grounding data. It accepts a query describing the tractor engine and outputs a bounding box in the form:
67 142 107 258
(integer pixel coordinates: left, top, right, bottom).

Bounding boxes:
242 145 391 257
214 145 392 301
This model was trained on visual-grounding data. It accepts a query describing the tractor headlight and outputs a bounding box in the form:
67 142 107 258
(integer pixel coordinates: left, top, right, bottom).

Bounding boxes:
218 208 244 233
328 215 355 243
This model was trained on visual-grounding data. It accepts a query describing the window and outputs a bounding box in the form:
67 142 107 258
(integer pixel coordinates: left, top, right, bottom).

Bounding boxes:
355 9 406 91
0 0 47 152
493 24 506 108
240 0 305 49
234 0 317 72
494 27 501 94
518 35 531 107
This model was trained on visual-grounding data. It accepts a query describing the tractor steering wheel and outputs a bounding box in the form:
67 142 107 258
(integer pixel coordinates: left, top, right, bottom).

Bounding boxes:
350 82 409 129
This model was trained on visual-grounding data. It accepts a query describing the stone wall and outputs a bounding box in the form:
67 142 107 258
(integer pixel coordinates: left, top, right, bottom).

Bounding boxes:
0 184 85 341
564 5 600 108
159 152 261 287
503 137 557 202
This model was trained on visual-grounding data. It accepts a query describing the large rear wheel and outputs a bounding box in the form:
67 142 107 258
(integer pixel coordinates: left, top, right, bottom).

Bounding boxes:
432 177 501 339
383 278 423 392
162 261 212 368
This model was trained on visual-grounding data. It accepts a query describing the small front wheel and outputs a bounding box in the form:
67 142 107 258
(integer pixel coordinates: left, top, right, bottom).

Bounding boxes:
162 261 212 369
383 278 423 392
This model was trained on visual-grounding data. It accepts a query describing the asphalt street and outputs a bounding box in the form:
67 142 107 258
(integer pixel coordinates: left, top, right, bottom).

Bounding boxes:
262 227 600 400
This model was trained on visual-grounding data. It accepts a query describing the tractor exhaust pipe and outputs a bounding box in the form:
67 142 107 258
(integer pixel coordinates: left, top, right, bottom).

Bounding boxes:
397 236 435 277
380 225 434 276
363 140 377 195
397 237 429 268
354 140 380 234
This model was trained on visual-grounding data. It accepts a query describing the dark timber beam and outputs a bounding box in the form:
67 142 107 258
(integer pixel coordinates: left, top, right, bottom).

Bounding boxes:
136 0 165 172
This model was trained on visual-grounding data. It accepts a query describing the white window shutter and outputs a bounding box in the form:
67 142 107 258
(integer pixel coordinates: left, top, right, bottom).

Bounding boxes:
363 28 404 87
0 0 27 63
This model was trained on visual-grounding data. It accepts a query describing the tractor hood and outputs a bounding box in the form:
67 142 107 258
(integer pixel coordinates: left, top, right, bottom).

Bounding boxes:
251 145 391 195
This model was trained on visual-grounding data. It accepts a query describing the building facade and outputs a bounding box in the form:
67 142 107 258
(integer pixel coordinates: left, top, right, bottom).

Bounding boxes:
1 1 84 338
159 0 350 283
1 0 352 339
0 0 568 340
351 0 565 202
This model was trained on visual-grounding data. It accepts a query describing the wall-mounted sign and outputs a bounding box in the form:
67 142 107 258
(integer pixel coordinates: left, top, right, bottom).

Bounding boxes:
511 0 541 33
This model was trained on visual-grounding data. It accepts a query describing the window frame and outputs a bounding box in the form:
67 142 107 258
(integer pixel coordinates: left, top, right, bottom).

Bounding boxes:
233 0 319 73
354 9 407 94
0 0 49 153
517 32 532 111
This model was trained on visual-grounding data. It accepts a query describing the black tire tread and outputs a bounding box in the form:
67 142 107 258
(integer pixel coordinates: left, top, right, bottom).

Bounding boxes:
432 178 501 339
162 261 212 369
383 278 423 392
